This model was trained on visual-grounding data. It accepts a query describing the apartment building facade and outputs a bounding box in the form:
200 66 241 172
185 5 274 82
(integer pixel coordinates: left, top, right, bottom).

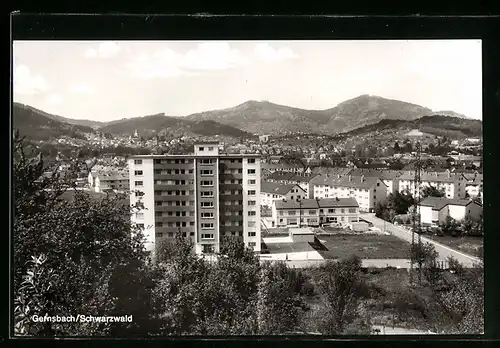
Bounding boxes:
128 142 261 254
272 197 359 228
397 171 467 199
310 174 388 212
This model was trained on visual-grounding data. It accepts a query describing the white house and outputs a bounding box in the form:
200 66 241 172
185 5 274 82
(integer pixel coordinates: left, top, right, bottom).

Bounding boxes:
310 174 388 213
397 171 467 199
265 172 318 198
260 181 307 207
272 197 359 228
419 197 483 226
348 169 402 196
95 172 130 193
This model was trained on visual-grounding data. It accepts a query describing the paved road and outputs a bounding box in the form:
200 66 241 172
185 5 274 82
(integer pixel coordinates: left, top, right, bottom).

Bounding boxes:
360 213 481 267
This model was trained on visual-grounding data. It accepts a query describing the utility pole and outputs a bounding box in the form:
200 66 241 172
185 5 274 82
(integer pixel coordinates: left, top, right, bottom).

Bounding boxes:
410 141 423 285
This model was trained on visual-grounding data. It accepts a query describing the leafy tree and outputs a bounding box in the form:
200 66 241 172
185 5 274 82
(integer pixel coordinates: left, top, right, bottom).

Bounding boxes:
313 256 365 334
256 262 308 334
422 185 446 198
430 257 484 334
440 216 460 236
394 141 401 153
13 132 151 336
387 190 415 215
409 242 439 284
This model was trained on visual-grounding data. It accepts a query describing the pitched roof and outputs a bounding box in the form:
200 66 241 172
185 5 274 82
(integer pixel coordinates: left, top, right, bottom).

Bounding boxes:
311 167 352 176
398 171 466 183
419 197 477 210
310 174 383 189
260 181 302 195
275 197 359 210
266 172 317 183
348 169 402 180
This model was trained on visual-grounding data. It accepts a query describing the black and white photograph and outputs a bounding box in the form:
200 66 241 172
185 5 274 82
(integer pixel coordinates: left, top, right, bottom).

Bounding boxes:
12 39 483 336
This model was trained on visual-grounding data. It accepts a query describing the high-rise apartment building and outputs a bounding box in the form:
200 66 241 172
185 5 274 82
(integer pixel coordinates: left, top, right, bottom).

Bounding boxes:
128 142 261 254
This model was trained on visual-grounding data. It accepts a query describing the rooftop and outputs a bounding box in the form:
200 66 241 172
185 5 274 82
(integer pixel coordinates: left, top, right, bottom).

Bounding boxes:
261 181 303 195
310 174 384 189
275 197 359 210
398 171 466 183
419 197 479 210
129 153 261 159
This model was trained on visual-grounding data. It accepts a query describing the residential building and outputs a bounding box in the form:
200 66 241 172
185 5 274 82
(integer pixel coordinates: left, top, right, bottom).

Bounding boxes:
259 135 270 143
272 197 359 228
261 163 308 175
347 169 402 195
260 181 307 207
397 171 467 199
128 142 261 254
310 174 388 212
265 172 318 197
419 197 483 226
465 173 483 198
94 172 129 193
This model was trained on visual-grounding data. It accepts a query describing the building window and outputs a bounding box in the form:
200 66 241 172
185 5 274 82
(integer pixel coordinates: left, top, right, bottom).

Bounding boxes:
208 147 214 151
348 208 356 213
135 181 143 186
248 200 256 206
134 159 142 165
328 209 335 213
247 169 256 175
199 147 205 151
248 221 256 227
200 159 213 164
201 222 214 229
200 191 214 197
248 190 256 195
135 191 144 197
249 232 256 237
248 211 256 216
248 179 256 185
201 234 214 240
136 223 144 229
341 208 345 213
288 210 296 215
201 212 214 218
308 210 316 215
248 158 256 164
135 212 144 219
201 202 214 208
134 170 143 176
201 180 213 186
201 169 213 176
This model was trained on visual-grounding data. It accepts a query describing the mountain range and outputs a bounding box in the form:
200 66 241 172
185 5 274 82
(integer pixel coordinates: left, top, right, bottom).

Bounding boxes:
13 95 479 141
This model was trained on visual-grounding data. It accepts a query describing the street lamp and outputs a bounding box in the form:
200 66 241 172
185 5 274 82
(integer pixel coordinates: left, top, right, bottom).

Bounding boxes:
297 197 302 228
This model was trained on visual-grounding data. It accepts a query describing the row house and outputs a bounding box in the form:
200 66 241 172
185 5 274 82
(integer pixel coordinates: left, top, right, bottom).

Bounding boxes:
347 169 402 196
310 174 388 212
272 197 359 228
419 197 483 226
260 181 307 207
397 171 467 199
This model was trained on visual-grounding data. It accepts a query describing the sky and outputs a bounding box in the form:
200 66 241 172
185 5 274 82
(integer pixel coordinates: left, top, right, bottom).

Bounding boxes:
12 40 482 121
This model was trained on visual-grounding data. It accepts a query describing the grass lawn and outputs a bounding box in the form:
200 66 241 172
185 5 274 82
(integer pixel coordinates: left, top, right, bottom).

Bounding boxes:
423 234 483 257
312 234 411 260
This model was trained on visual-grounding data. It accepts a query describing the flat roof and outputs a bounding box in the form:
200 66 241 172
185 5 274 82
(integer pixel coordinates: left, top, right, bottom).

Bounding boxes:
130 153 261 159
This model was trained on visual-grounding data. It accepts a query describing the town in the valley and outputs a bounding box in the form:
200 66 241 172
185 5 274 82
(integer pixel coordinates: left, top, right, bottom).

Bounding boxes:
13 40 483 336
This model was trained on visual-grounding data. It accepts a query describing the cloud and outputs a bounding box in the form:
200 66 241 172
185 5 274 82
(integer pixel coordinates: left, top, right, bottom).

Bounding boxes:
13 64 49 95
254 43 299 62
69 83 95 94
46 94 63 105
181 42 247 70
125 42 247 79
85 42 121 59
